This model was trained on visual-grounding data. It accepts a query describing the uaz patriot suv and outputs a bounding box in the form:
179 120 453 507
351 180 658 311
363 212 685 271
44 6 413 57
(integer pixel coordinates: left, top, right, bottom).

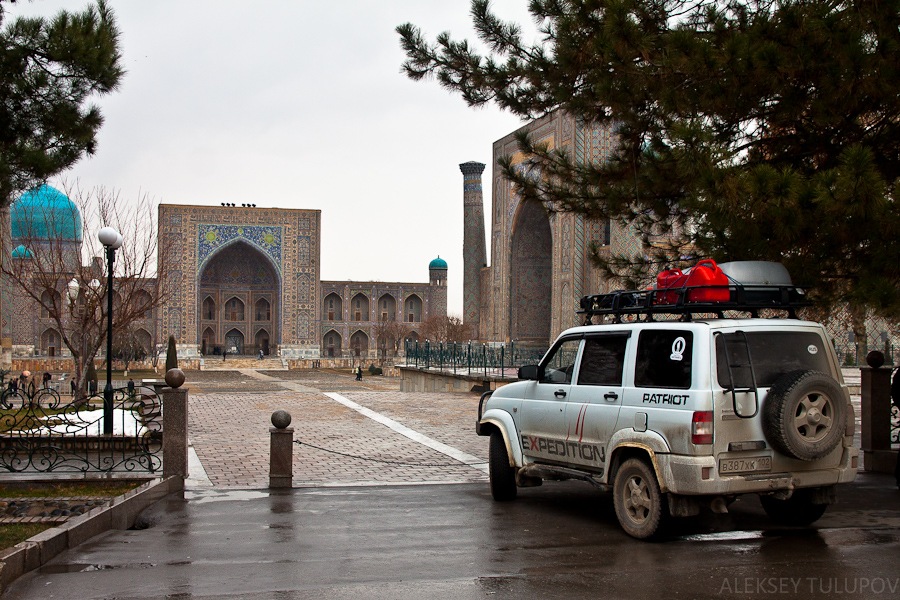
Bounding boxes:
476 270 858 539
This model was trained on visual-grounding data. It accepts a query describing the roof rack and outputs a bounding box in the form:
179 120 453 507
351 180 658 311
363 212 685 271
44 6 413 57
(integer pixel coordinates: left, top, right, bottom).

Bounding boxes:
578 284 811 324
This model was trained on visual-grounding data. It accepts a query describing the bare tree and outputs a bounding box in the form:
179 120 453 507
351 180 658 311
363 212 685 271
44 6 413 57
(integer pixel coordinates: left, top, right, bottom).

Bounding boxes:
420 315 471 344
372 317 412 361
1 183 171 397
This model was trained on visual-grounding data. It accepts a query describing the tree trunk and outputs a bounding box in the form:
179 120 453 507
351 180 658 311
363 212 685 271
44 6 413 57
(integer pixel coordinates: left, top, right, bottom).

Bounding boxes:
850 303 868 367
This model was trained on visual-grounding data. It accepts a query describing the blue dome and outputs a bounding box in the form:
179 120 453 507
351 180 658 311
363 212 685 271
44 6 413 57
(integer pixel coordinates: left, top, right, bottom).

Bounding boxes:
10 185 83 242
429 256 448 270
11 245 33 259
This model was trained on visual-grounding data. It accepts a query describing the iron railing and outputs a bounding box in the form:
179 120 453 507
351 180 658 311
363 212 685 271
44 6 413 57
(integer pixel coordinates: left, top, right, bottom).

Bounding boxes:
402 340 546 380
892 403 899 447
0 384 162 474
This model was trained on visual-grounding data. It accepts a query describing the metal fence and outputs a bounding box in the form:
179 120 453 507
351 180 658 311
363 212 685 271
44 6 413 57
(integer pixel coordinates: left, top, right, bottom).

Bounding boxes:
402 340 547 379
0 384 162 474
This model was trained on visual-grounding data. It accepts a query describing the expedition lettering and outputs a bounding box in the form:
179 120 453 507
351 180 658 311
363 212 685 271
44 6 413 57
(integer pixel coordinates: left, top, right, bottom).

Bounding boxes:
523 435 606 463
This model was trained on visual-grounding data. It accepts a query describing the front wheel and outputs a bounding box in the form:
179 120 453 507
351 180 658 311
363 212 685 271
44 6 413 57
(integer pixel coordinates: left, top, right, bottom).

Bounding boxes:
759 489 828 526
613 458 666 539
488 431 517 501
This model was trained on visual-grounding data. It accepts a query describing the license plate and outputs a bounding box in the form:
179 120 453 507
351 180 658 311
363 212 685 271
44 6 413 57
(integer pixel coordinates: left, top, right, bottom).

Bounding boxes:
719 455 772 474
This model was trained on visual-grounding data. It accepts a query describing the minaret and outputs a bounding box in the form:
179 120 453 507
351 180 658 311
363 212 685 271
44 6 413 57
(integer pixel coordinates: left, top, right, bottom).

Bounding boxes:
459 161 486 338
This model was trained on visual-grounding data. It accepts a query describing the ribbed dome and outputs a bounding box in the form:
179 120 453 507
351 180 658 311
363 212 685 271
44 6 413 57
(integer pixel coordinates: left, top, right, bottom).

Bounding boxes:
429 256 448 270
11 185 83 242
11 244 33 259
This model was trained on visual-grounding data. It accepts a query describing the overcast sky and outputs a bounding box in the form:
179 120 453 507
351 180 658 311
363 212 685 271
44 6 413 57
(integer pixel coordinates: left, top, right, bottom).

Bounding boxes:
8 0 537 315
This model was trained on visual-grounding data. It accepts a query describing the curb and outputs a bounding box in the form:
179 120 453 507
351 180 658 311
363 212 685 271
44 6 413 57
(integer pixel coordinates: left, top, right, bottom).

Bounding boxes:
0 476 183 593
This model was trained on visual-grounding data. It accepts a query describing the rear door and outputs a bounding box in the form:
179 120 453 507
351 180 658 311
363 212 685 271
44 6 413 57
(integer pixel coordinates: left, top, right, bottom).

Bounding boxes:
713 326 844 472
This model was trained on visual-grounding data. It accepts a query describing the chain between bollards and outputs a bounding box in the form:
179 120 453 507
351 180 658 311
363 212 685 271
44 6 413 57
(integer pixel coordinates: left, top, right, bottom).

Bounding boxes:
294 438 487 469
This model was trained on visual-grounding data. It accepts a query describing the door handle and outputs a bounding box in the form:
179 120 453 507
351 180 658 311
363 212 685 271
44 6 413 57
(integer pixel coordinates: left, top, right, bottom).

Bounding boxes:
554 389 567 399
604 392 619 401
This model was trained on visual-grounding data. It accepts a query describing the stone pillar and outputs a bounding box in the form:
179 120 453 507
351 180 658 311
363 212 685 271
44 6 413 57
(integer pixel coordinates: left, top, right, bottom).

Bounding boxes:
860 352 896 473
269 410 294 488
161 386 188 485
460 162 486 339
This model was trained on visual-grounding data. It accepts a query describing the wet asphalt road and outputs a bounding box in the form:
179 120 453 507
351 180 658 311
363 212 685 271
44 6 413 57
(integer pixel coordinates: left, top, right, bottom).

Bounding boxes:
4 475 899 600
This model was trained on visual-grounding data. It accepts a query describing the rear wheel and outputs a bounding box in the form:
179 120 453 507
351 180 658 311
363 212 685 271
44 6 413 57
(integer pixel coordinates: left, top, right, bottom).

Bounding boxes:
488 431 517 501
760 489 829 526
613 458 666 539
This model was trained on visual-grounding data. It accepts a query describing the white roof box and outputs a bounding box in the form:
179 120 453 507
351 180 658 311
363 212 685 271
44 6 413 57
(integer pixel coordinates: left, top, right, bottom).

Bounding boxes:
718 261 792 286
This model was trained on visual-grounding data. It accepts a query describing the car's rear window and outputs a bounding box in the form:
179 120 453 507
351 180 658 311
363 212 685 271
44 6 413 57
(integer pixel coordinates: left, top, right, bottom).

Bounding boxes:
715 331 833 388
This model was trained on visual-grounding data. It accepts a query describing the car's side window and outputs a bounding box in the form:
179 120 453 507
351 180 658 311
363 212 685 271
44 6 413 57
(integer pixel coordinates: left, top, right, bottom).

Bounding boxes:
577 335 628 386
634 330 693 389
541 338 582 384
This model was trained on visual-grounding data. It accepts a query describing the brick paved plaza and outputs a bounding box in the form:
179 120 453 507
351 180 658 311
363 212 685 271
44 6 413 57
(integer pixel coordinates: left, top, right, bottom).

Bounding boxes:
185 369 489 489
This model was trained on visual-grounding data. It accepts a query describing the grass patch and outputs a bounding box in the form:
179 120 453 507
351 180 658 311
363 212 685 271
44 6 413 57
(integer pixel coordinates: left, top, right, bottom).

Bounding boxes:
0 523 54 550
0 480 144 551
0 480 142 499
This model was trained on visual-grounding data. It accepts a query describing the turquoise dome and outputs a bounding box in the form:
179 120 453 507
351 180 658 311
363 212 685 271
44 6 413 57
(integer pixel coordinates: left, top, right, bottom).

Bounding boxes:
11 245 33 259
429 256 448 270
10 185 83 242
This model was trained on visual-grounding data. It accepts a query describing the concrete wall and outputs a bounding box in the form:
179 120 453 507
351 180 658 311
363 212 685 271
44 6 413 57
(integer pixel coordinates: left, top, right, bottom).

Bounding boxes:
398 366 512 393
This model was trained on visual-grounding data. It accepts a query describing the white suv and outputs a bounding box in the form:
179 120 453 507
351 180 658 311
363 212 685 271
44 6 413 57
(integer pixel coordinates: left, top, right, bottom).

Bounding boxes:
476 279 858 539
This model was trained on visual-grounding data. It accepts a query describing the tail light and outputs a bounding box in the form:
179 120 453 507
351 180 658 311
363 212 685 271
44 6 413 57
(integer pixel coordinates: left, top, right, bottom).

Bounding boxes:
692 411 713 445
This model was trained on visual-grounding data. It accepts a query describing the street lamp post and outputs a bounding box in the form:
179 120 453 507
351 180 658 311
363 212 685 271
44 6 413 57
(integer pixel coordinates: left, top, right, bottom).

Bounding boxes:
98 227 122 435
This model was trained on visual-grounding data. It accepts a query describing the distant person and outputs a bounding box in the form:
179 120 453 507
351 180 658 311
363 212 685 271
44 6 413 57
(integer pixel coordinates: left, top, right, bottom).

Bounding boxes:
223 350 227 361
70 378 76 396
258 349 264 360
127 378 135 397
42 372 51 389
356 366 363 381
88 377 98 396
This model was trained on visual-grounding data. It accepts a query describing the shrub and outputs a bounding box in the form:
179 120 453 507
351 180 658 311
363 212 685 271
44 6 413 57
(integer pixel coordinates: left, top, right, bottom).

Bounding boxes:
165 335 178 371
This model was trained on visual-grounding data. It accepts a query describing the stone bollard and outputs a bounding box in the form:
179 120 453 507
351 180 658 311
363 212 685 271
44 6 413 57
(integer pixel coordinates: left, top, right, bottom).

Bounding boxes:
859 351 895 473
269 410 294 489
162 368 188 488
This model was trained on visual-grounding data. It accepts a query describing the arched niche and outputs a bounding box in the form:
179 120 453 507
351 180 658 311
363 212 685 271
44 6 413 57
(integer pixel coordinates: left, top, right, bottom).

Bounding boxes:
350 330 369 357
377 294 397 322
323 330 342 358
351 293 370 322
404 294 422 323
324 293 342 321
510 200 552 344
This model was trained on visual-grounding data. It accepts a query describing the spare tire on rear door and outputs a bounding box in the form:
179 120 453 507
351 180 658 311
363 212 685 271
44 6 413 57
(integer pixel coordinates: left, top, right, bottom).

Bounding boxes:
762 370 846 461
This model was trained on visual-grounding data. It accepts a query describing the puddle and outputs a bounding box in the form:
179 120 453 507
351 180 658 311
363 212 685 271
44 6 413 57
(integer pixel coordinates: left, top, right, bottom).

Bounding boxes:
185 490 269 504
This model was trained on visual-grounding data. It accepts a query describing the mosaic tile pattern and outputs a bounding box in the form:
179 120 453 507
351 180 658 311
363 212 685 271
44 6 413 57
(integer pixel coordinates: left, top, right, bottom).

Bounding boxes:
198 224 283 272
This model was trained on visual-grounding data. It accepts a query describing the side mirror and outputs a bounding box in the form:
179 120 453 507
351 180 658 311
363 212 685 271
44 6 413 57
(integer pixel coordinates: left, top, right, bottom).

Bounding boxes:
518 364 541 380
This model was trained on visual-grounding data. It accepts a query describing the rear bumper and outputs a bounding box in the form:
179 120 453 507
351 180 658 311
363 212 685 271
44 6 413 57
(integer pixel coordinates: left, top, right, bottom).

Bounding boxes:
656 446 859 496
